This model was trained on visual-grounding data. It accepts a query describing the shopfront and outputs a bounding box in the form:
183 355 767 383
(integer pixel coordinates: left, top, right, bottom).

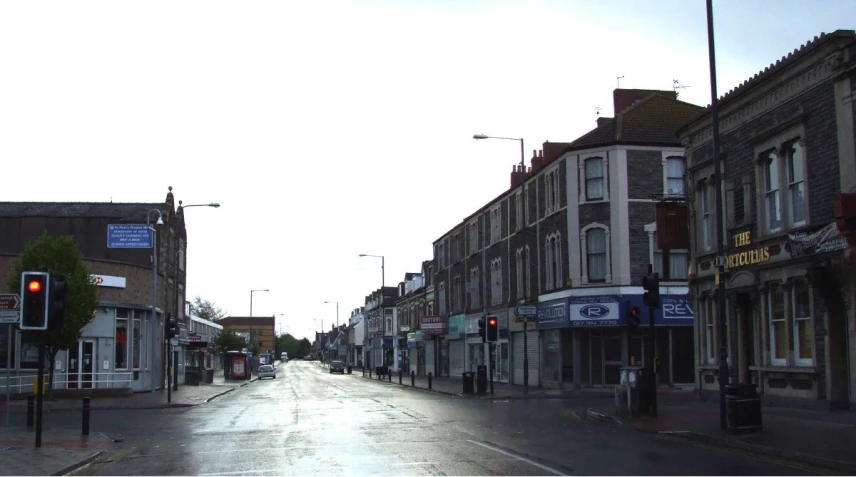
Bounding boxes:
489 310 510 383
509 306 539 387
536 298 569 387
445 314 466 376
420 315 447 376
465 314 485 372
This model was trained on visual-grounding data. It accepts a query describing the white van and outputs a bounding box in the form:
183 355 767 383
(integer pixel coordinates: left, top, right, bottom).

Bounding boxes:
280 352 288 362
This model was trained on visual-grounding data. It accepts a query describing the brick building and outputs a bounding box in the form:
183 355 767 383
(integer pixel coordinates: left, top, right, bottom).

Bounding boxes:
0 187 188 392
679 30 856 410
434 88 703 390
217 316 276 358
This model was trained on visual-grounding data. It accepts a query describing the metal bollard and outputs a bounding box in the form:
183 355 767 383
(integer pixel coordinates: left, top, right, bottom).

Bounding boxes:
26 395 34 428
388 370 391 382
368 367 372 379
82 397 90 436
411 371 415 387
398 369 402 384
428 372 433 390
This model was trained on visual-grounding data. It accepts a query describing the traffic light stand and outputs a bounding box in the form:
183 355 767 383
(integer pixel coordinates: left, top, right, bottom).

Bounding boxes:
167 342 172 404
647 304 658 418
489 342 494 396
35 332 45 448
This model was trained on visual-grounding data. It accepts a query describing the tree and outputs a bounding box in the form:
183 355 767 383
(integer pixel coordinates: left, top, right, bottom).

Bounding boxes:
212 329 247 354
8 233 99 397
192 296 225 321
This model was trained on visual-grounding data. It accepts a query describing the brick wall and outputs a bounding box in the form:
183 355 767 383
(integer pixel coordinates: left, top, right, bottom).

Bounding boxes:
627 150 663 200
628 203 657 284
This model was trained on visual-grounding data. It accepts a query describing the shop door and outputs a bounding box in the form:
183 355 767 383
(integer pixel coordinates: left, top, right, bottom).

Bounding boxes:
492 342 509 383
68 340 96 389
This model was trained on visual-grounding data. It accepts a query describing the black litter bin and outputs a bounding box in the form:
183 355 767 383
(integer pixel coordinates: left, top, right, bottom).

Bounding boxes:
462 372 475 394
476 365 488 394
725 384 762 435
347 365 352 374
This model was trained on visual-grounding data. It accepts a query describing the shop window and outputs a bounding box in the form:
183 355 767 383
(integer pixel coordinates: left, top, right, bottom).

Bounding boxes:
132 312 142 369
768 283 787 366
116 309 129 370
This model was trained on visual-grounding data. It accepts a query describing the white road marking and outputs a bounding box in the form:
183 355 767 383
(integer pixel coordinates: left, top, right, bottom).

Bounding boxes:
466 439 566 476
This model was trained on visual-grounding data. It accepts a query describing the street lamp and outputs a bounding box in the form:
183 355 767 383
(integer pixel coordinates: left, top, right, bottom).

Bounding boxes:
359 254 385 367
170 200 219 394
250 289 269 317
473 133 525 169
147 209 164 395
324 301 339 361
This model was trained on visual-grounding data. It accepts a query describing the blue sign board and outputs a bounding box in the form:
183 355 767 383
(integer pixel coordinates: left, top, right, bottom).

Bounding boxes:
624 294 694 326
569 295 621 327
536 298 568 329
107 224 153 249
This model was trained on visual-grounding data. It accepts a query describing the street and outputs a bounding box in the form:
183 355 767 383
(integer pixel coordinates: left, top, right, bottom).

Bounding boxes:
39 361 821 476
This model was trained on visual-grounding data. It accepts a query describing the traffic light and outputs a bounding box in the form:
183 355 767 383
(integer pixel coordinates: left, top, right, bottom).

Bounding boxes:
478 316 486 343
165 313 178 340
49 276 67 331
642 273 661 308
20 272 50 330
486 316 498 342
626 301 641 328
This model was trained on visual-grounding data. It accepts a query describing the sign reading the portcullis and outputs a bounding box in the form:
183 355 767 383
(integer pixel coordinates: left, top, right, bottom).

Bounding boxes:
727 230 771 269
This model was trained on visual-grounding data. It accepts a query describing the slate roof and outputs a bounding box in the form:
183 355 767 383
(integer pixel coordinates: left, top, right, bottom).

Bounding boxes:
0 202 163 221
679 29 856 132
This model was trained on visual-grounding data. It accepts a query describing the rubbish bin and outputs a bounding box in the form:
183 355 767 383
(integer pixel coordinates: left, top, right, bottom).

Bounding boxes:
476 365 487 394
347 365 353 374
725 383 762 435
462 372 475 394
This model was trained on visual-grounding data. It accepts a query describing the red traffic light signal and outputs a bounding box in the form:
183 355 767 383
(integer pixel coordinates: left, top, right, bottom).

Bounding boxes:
630 307 640 318
489 318 497 326
486 315 498 342
28 280 42 293
21 272 50 330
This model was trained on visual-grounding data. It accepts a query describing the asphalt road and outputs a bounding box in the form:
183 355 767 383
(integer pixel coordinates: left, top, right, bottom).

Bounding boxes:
55 361 821 476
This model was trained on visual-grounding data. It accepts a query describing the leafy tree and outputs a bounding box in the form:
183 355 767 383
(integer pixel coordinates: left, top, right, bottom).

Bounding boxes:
8 233 99 397
192 296 225 321
212 329 247 354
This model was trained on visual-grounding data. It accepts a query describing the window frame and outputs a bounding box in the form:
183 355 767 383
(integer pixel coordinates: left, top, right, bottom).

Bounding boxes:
581 224 609 284
768 282 787 366
664 155 686 197
790 280 813 367
584 157 605 201
469 267 480 309
754 127 807 236
116 309 129 371
491 257 503 306
515 248 523 300
514 192 523 232
785 140 807 228
700 181 712 251
763 150 782 233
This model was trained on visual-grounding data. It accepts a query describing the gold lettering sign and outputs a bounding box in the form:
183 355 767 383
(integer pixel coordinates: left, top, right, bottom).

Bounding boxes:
726 230 772 269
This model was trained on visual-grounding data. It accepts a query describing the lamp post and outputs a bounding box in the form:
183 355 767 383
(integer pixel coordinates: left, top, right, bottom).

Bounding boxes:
359 254 385 367
324 301 339 361
170 201 219 392
473 134 525 169
250 289 269 317
705 0 731 431
147 209 164 395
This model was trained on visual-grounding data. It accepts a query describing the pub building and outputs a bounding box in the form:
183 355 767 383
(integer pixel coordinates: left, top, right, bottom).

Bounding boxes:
679 30 856 410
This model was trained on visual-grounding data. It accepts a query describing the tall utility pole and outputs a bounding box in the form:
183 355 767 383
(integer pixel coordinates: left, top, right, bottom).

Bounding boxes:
706 0 730 431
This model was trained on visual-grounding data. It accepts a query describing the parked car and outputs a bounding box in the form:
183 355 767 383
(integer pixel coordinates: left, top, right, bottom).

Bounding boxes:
329 361 345 374
258 364 276 379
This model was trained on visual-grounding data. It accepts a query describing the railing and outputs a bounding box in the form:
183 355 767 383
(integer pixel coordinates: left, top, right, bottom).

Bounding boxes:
0 371 134 394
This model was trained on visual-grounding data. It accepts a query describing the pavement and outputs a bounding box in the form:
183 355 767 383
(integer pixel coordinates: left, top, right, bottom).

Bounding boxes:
585 395 856 474
0 360 841 475
0 368 262 475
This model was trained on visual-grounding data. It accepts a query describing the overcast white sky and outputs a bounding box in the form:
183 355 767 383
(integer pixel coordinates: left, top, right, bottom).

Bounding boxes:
1 1 853 341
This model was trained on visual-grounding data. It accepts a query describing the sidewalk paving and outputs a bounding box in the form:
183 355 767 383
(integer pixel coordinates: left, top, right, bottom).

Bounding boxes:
0 425 113 476
586 397 856 474
352 363 695 402
1 374 259 412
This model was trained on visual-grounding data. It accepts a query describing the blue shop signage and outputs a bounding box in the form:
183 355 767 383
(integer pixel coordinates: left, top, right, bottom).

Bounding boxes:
536 298 569 329
569 295 621 327
624 294 694 326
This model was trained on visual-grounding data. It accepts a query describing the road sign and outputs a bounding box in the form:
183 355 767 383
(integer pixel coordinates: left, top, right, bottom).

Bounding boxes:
515 305 536 317
0 294 20 324
107 224 153 249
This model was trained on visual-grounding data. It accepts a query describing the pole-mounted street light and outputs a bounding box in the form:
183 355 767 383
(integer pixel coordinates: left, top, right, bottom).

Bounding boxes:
146 209 164 395
250 289 269 317
359 254 385 367
473 133 525 169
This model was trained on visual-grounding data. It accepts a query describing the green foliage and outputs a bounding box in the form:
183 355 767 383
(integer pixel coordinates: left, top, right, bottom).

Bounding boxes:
276 333 312 360
212 329 247 354
192 296 225 321
8 233 100 394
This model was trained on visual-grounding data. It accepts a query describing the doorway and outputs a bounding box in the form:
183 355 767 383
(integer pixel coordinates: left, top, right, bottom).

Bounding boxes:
492 342 509 382
67 340 96 389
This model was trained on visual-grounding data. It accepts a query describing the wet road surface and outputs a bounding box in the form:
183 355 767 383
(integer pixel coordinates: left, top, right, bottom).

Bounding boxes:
61 361 822 476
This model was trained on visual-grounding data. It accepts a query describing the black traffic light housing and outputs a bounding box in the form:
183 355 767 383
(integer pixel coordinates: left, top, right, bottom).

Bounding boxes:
642 273 661 308
20 272 50 330
478 316 486 343
49 276 67 332
165 313 178 340
626 301 641 328
486 316 498 342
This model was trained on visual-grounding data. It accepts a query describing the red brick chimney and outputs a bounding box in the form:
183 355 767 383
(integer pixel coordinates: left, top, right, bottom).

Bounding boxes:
510 165 528 188
530 150 545 173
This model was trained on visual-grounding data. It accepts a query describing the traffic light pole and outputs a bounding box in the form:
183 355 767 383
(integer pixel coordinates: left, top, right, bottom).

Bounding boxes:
167 341 172 404
35 332 45 448
489 342 494 395
647 304 658 417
